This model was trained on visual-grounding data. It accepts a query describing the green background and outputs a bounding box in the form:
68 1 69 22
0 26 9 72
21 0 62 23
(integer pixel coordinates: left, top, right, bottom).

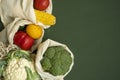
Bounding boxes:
0 0 120 80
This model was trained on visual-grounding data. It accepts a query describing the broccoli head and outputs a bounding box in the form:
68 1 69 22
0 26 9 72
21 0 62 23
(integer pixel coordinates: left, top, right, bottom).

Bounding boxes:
40 46 72 76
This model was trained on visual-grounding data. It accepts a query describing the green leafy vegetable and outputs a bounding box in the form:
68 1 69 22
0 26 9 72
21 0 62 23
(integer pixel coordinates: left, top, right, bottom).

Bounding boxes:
44 47 55 59
41 46 72 76
5 50 31 61
41 57 52 71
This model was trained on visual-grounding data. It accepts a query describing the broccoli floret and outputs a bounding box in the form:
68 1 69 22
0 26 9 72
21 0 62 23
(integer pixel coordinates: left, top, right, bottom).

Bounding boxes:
51 51 61 66
54 46 65 52
60 50 72 75
41 46 72 76
41 57 52 71
60 50 72 65
50 66 62 76
44 47 55 59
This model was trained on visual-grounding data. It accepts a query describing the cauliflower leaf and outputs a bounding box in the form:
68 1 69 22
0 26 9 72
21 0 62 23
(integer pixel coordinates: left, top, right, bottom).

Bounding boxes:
25 66 41 80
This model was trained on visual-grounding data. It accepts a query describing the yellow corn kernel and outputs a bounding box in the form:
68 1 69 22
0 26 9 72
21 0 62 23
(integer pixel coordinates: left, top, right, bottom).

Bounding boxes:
34 9 56 25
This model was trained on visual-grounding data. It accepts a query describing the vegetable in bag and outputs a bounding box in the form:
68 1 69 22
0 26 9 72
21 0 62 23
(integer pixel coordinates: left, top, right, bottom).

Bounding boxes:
0 19 44 51
0 0 54 29
36 39 74 80
41 46 72 76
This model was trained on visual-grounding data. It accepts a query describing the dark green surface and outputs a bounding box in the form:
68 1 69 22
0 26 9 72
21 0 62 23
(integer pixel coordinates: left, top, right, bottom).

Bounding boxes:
44 0 120 80
0 0 120 80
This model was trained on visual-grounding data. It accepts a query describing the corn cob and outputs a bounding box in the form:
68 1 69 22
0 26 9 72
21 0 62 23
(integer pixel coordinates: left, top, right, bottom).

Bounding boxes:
34 9 56 25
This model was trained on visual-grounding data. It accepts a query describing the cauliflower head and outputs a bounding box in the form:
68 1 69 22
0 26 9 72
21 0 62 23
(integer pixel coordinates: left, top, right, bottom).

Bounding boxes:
41 46 72 76
0 50 41 80
3 58 34 80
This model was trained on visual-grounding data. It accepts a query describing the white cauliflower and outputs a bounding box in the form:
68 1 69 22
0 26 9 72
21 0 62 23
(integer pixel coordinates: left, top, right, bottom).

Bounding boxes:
3 58 34 80
0 50 41 80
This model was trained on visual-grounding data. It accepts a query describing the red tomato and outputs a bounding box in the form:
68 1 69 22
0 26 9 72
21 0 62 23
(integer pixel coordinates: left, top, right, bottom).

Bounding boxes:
34 0 50 11
14 31 34 50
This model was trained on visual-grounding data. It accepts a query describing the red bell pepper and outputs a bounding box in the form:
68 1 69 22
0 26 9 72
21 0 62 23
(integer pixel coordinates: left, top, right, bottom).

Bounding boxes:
14 31 34 50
